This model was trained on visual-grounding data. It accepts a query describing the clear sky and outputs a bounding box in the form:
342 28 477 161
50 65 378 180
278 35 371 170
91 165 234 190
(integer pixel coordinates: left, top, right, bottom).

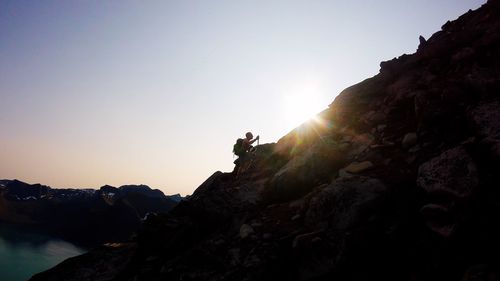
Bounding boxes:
0 0 486 195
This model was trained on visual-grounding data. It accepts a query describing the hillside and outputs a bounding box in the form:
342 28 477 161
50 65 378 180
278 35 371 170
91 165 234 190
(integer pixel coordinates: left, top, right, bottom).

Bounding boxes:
31 1 500 280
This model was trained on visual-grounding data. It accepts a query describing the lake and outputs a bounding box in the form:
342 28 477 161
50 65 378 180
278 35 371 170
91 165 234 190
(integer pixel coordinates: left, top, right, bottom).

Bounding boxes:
0 225 85 281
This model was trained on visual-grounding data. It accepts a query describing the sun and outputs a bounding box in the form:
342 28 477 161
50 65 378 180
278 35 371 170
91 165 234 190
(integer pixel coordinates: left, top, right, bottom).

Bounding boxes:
283 92 324 129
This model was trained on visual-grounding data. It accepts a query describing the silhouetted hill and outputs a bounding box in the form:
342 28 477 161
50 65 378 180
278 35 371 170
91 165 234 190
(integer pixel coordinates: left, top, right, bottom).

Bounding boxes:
30 1 500 280
0 179 181 247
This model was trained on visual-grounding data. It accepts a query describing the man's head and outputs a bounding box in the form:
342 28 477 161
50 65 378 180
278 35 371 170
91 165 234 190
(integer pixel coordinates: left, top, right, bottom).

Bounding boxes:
245 132 253 140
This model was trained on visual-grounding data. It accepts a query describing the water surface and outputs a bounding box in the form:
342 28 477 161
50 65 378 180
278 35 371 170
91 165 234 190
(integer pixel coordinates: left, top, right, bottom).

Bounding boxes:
0 225 85 281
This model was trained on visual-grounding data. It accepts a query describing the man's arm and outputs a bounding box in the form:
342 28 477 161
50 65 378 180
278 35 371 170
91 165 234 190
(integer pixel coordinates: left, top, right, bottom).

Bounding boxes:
249 135 260 144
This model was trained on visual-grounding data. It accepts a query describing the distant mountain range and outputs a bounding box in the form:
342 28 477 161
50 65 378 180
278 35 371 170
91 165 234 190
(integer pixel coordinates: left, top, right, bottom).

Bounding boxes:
0 179 182 247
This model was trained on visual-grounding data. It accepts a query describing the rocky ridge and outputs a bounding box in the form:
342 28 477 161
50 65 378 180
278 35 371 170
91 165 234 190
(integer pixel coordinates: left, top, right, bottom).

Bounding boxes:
31 1 500 280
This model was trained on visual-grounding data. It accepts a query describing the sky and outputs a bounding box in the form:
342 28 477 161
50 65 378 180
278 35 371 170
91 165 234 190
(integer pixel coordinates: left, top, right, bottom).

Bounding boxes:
0 0 486 195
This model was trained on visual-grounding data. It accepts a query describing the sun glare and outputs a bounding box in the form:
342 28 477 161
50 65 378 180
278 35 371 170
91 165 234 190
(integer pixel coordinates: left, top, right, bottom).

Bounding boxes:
283 91 324 129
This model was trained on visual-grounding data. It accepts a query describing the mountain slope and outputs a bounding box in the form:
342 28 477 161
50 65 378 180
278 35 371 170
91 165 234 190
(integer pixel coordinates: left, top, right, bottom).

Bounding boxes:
30 1 500 280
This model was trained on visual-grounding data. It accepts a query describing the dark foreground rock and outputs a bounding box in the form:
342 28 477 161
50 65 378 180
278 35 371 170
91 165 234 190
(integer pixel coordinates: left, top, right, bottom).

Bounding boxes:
30 1 500 280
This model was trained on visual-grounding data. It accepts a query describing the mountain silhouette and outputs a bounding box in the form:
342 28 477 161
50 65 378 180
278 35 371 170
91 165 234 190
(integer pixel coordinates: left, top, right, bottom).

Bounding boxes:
0 179 180 247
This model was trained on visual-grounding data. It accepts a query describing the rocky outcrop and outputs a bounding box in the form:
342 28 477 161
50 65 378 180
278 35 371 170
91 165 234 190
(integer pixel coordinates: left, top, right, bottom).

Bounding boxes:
30 1 500 280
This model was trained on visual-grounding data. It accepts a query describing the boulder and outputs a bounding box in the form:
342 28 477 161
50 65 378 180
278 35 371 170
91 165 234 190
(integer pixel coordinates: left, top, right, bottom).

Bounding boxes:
305 175 388 230
402 132 418 149
240 224 255 239
343 161 374 174
417 146 478 199
302 175 390 279
269 141 348 201
417 146 479 237
469 101 500 139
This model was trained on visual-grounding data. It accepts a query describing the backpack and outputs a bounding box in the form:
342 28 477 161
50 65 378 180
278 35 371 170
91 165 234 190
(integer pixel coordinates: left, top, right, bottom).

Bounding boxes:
233 138 245 156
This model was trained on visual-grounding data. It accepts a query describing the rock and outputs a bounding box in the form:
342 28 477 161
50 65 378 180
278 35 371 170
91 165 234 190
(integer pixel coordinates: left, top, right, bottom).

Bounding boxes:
293 231 321 249
338 168 351 178
348 133 375 157
243 254 261 268
269 141 349 200
417 146 479 237
343 161 374 174
213 239 225 246
417 146 478 199
418 35 427 49
302 175 389 277
462 264 499 281
250 221 262 228
402 132 417 149
342 135 353 142
228 248 241 266
145 255 159 262
382 139 395 146
377 124 387 132
469 101 500 139
480 138 500 159
306 175 388 230
311 237 322 243
363 110 386 125
419 204 455 237
408 145 420 153
414 85 470 141
452 47 475 62
262 233 272 240
405 155 417 164
289 198 305 209
183 170 266 225
160 265 170 273
240 224 255 239
370 112 386 124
